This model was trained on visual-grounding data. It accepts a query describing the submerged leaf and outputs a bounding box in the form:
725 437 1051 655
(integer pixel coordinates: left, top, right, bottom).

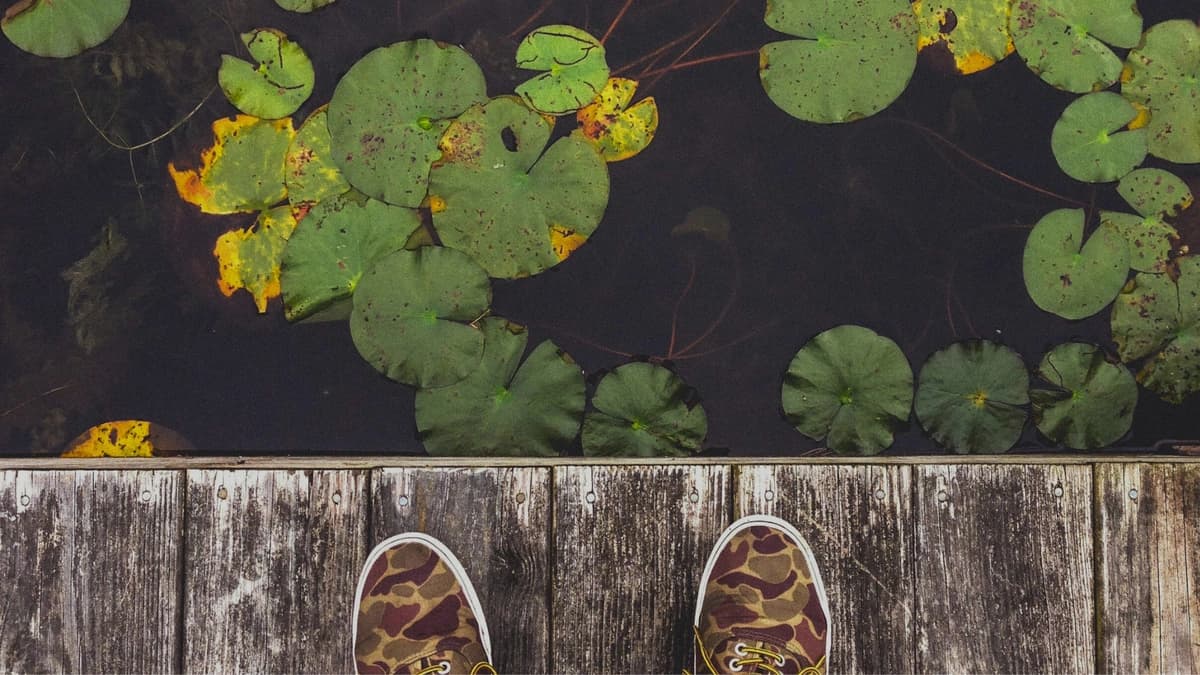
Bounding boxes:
582 362 707 457
274 0 337 12
214 204 298 313
328 40 487 207
515 25 609 115
415 318 584 456
1022 208 1129 319
759 0 918 123
1121 20 1200 164
781 325 913 455
168 115 295 215
671 206 731 242
218 28 314 120
1110 255 1200 404
350 247 491 388
2 0 129 57
1030 342 1136 449
915 340 1029 453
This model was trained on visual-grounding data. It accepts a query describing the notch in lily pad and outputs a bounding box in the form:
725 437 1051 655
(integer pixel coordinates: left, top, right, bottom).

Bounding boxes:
914 340 1029 453
913 0 1015 75
759 0 918 123
575 77 658 162
1051 92 1147 183
581 362 707 457
781 324 913 455
350 246 491 388
1030 342 1137 449
1102 168 1192 272
1121 20 1200 164
515 25 609 115
1022 208 1129 320
415 318 585 456
218 28 314 120
1009 0 1142 93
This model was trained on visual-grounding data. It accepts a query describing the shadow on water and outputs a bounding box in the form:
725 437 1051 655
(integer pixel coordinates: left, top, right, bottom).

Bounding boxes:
0 0 1196 455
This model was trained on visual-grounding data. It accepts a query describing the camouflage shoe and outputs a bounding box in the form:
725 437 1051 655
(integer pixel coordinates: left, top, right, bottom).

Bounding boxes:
691 515 830 675
352 533 495 675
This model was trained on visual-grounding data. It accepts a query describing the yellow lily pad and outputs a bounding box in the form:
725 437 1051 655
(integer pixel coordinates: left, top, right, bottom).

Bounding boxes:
575 77 659 162
168 115 295 215
913 0 1014 75
214 204 298 312
62 420 193 458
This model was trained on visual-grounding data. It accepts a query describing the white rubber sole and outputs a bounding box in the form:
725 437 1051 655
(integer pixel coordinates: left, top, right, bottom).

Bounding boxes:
694 514 832 669
351 532 492 666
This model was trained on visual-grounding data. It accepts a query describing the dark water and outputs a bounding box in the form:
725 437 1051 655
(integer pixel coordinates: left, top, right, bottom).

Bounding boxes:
1 0 1196 455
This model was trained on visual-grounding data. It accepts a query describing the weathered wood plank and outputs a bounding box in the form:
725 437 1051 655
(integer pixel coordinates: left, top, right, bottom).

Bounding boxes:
184 470 368 673
552 465 729 673
0 470 181 673
1097 463 1200 673
737 464 914 673
372 467 550 674
914 464 1094 673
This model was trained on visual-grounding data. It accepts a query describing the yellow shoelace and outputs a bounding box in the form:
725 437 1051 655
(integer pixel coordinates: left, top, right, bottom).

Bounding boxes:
413 659 497 675
684 625 826 675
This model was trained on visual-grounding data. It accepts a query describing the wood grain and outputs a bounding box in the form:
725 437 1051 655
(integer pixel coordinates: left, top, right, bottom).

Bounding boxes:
183 470 367 673
0 470 182 673
1097 463 1200 673
737 464 915 673
914 464 1094 673
372 467 551 673
552 464 730 673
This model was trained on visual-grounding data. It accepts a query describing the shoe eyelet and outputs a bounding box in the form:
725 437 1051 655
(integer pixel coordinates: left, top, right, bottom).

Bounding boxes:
436 661 451 675
733 643 748 656
774 653 787 666
728 658 745 672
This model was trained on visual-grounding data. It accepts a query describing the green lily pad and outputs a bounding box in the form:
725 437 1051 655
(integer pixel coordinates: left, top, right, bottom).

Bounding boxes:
913 0 1014 75
1022 208 1129 319
515 25 609 115
1100 169 1192 273
218 28 314 120
581 362 707 457
780 325 913 455
415 318 585 456
1030 342 1137 449
1119 168 1195 218
1051 92 1147 183
759 0 918 124
168 115 295 215
1111 256 1200 404
281 192 422 322
349 246 491 388
2 0 129 57
1100 211 1178 273
915 340 1029 453
429 97 609 278
328 40 487 208
1121 20 1200 164
274 0 337 12
1009 0 1142 93
286 105 351 206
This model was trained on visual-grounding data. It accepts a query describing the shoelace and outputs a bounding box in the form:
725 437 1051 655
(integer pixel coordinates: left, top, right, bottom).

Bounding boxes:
413 660 497 675
684 625 826 675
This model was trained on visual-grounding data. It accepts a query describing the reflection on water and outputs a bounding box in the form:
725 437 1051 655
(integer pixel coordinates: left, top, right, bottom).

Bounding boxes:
1 0 1196 455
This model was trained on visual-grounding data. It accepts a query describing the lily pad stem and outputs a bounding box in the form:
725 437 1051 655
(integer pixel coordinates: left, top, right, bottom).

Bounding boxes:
73 83 219 152
600 0 635 45
642 0 743 92
508 0 556 39
675 240 741 358
666 252 698 358
636 48 759 80
613 30 697 77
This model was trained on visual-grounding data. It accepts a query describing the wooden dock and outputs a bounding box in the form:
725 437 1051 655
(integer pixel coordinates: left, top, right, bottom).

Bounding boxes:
1 457 1197 673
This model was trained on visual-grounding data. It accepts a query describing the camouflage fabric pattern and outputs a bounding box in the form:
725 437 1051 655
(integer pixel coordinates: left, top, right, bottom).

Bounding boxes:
697 525 827 674
355 542 490 675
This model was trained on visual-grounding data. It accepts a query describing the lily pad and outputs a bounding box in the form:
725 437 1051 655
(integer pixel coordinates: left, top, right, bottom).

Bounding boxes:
1022 208 1129 319
281 192 422 322
1118 168 1194 219
213 205 298 313
429 97 609 278
759 0 918 124
515 25 609 115
218 28 314 120
415 318 585 456
913 0 1014 75
915 340 1029 453
286 105 351 206
274 0 337 12
1100 168 1192 273
581 362 707 457
1030 342 1137 449
575 77 658 162
1009 0 1142 93
1051 92 1147 183
781 325 913 455
350 246 491 388
1111 256 1200 404
328 40 487 208
1121 20 1200 164
2 0 129 58
168 115 295 215
61 420 193 458
1100 211 1178 273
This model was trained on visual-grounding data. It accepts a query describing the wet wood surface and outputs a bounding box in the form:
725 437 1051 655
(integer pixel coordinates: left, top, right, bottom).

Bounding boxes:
1 462 1198 674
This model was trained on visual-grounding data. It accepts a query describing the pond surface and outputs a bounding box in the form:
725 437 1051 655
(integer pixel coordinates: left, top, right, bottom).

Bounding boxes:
1 0 1197 455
